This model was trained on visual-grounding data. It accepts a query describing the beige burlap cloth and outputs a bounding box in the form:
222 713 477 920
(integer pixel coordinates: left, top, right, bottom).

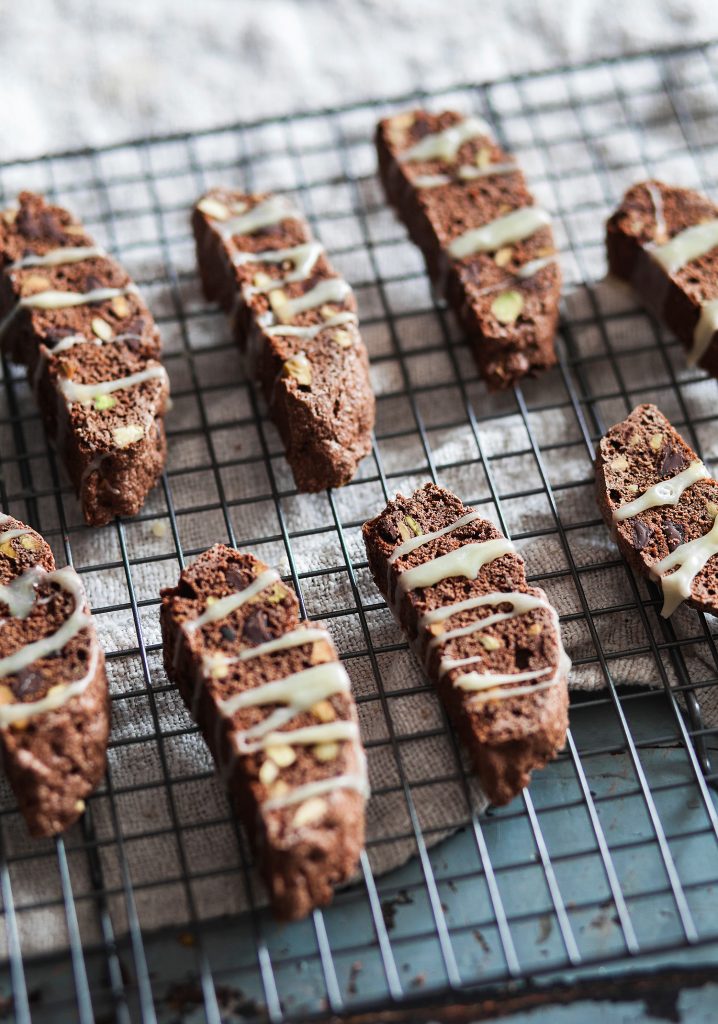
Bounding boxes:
0 62 717 956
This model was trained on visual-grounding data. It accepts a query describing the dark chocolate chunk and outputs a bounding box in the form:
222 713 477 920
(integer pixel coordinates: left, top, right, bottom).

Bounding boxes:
219 624 236 642
225 566 249 592
663 520 684 551
659 446 686 477
13 668 47 699
631 520 653 551
243 608 272 644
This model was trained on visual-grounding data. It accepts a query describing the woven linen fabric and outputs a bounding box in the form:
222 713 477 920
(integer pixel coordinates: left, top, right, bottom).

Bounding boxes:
1 59 717 956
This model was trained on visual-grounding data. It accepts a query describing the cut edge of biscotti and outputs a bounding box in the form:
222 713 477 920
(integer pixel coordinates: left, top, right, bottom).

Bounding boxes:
0 510 109 836
595 403 718 618
160 543 368 920
375 109 562 390
191 188 375 492
606 179 718 375
361 482 570 806
0 191 169 526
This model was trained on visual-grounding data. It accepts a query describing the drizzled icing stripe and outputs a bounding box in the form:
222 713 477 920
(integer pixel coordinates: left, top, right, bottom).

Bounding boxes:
264 311 357 339
395 538 514 597
0 528 31 545
270 278 352 323
448 208 552 260
0 285 137 344
19 285 136 311
204 627 331 676
219 196 302 238
399 116 492 163
237 720 359 755
389 510 481 565
452 665 553 690
651 514 718 617
425 591 549 662
0 566 97 726
58 364 168 405
612 460 709 522
645 182 666 242
262 771 370 812
692 299 718 367
9 246 106 270
184 568 280 634
219 661 350 724
651 219 718 275
235 242 324 293
413 161 518 189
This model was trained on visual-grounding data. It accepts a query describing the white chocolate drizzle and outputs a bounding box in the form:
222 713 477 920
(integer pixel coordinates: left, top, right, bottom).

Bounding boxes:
18 284 136 312
58 364 168 406
612 460 709 522
691 298 718 367
262 771 370 812
270 278 351 323
389 511 481 564
220 196 301 238
448 207 552 260
235 242 323 292
238 719 359 755
0 566 98 726
645 182 667 242
400 116 492 163
458 160 518 181
413 173 452 189
515 255 557 279
264 311 357 339
651 218 718 275
184 568 280 635
452 665 553 691
395 538 514 597
10 246 106 270
651 514 718 617
220 661 350 726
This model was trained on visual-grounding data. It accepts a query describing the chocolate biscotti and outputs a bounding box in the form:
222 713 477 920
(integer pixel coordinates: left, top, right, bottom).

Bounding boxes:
160 544 368 919
0 511 109 836
595 404 718 618
0 192 169 526
192 190 375 491
376 110 561 390
362 484 570 805
606 180 718 376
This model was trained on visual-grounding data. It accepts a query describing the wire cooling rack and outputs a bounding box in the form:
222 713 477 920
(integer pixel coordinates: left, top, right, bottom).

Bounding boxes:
2 40 718 1024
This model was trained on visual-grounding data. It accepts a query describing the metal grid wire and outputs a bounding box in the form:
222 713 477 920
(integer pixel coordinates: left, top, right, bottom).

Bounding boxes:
1 40 718 1022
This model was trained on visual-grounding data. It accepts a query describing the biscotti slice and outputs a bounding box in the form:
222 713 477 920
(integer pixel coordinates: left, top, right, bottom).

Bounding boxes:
0 511 109 836
160 544 368 919
192 189 375 491
375 110 561 390
606 180 718 376
595 403 718 618
0 192 169 526
362 483 570 805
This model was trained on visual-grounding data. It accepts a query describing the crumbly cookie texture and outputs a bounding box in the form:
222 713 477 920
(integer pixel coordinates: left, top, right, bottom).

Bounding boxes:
606 180 718 377
192 189 374 492
375 110 561 390
363 483 569 805
595 403 718 617
0 192 169 526
0 512 108 836
160 544 367 920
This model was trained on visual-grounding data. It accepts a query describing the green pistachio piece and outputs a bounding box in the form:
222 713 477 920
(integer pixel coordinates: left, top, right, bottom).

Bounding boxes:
405 515 422 537
94 395 117 411
490 289 524 324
